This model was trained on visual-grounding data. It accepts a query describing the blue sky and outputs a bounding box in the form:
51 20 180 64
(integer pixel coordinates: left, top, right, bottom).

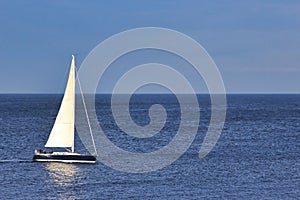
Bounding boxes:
0 0 299 93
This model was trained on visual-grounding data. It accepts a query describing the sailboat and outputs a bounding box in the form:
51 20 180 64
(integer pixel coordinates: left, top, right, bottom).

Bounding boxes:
33 55 97 164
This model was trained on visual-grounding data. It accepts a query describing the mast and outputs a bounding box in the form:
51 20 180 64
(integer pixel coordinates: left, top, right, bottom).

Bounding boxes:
71 55 75 153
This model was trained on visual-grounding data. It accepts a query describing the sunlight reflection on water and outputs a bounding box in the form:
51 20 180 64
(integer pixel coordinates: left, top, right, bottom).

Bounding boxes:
45 163 79 187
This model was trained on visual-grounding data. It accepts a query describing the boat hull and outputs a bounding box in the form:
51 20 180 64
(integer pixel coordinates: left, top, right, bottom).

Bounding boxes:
33 152 96 164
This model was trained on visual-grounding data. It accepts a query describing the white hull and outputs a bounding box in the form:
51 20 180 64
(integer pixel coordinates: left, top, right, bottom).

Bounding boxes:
34 159 96 164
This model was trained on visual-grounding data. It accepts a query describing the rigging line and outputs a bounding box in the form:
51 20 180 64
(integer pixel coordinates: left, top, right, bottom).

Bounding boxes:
75 67 98 156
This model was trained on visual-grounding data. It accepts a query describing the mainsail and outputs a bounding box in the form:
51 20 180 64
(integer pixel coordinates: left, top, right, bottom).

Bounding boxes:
45 55 75 152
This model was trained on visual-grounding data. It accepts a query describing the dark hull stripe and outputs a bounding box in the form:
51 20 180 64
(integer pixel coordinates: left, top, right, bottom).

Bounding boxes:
33 154 96 163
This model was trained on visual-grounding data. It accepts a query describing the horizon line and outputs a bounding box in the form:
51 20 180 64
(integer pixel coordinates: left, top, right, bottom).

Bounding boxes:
0 92 299 95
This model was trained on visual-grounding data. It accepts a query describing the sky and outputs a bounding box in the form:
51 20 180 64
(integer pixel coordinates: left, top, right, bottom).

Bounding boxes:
0 0 299 93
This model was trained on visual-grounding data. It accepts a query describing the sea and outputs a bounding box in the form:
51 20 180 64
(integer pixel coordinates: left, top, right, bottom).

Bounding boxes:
0 94 299 199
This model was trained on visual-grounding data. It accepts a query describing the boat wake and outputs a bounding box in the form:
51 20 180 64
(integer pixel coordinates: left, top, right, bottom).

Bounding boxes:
0 159 32 163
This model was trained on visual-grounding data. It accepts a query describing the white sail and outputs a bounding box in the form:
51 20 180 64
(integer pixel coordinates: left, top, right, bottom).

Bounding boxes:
45 55 75 152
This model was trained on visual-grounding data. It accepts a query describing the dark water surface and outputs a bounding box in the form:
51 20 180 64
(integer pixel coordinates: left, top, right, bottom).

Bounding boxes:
0 94 299 199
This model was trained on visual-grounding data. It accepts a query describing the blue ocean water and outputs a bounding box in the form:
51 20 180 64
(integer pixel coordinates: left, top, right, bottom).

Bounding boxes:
0 94 299 199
